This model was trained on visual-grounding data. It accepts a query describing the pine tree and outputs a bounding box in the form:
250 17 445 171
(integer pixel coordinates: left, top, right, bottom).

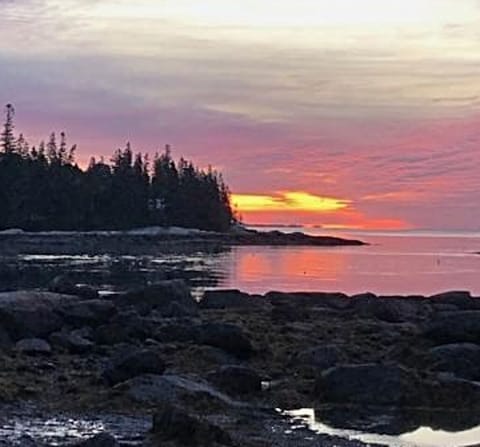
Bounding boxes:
1 104 15 154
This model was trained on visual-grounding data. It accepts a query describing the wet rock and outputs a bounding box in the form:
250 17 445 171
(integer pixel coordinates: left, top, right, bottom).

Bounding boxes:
424 311 480 344
123 373 239 407
152 402 232 446
119 280 198 316
293 345 344 370
0 291 76 340
315 363 417 405
50 330 94 354
200 290 262 310
102 348 166 386
208 365 262 395
72 432 119 447
198 323 254 359
48 275 99 300
428 343 480 381
15 338 52 355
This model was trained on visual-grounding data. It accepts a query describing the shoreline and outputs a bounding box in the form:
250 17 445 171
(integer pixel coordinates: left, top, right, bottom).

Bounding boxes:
0 284 479 446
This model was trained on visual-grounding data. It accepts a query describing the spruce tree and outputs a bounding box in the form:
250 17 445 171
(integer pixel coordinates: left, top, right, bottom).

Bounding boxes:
1 104 15 154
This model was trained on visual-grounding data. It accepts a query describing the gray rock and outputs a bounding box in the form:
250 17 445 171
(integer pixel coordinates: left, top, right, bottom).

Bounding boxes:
60 299 116 327
49 275 99 300
428 343 480 381
119 280 198 316
198 323 253 359
0 291 77 340
15 338 52 355
95 311 152 345
315 363 417 405
102 348 166 386
50 330 94 354
152 402 232 446
208 365 262 395
72 432 119 447
424 311 480 344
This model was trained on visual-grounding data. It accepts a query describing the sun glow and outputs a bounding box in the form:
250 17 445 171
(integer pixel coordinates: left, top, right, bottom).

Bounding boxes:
232 192 349 213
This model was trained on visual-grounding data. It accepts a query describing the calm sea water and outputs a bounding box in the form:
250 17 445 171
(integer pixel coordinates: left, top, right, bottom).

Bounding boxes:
212 228 480 296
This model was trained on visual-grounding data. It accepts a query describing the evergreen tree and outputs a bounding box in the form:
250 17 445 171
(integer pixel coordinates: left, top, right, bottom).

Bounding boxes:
1 104 15 154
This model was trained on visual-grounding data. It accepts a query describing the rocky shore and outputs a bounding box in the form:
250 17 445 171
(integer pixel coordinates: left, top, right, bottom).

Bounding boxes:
0 227 364 257
1 281 479 446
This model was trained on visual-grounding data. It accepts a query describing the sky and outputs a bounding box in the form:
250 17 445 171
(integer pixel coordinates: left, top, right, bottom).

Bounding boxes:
2 0 480 230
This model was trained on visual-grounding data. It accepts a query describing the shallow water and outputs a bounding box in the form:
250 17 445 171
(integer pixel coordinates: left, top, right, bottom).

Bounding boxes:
285 408 480 447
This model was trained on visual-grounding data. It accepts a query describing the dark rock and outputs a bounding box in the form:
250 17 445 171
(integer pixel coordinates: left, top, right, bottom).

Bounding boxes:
293 345 344 370
0 324 12 349
15 338 52 355
208 365 262 395
152 402 232 446
95 311 152 345
424 311 480 344
266 291 351 310
49 275 99 300
427 373 480 409
102 348 166 386
429 291 479 310
119 280 198 316
0 291 76 340
60 299 116 327
72 432 119 447
200 290 262 310
428 343 480 381
123 374 239 407
154 322 201 343
50 330 94 354
315 363 417 405
198 323 253 359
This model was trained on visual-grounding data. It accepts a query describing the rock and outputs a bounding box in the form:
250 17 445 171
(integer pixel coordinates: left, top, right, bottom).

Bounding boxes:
351 294 430 323
72 432 119 447
102 348 166 386
315 363 417 405
200 290 262 310
152 402 232 446
95 311 152 345
15 338 52 355
424 311 480 344
0 291 77 340
429 291 479 310
0 325 11 349
153 322 200 343
49 275 99 300
123 373 239 408
198 323 253 359
50 330 94 354
293 345 344 370
60 299 116 327
208 365 262 395
428 343 480 381
427 373 480 409
119 280 198 316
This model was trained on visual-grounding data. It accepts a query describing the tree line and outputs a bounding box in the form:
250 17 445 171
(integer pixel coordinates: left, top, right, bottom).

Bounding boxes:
0 104 235 231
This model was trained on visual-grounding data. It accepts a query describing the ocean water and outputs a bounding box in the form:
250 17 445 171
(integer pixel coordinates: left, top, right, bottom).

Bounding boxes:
212 228 480 296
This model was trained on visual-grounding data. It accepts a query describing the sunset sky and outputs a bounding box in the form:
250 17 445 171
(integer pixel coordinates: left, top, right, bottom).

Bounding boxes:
2 0 480 229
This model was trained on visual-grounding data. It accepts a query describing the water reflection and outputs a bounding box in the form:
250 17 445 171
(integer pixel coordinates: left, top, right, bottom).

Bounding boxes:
285 408 480 447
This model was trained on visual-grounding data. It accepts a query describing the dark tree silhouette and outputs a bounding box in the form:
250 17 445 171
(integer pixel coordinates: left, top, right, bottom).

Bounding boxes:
0 105 235 232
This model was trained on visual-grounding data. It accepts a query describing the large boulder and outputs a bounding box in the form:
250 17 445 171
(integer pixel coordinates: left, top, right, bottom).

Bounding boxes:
48 275 99 300
50 329 94 354
428 343 480 381
60 299 116 327
152 403 232 446
424 311 480 344
118 280 198 316
0 291 77 340
207 365 262 395
429 291 479 311
315 363 417 406
102 348 166 386
198 323 254 359
95 311 152 345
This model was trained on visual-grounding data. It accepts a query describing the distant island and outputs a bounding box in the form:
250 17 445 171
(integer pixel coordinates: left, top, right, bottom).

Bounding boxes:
0 104 234 232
